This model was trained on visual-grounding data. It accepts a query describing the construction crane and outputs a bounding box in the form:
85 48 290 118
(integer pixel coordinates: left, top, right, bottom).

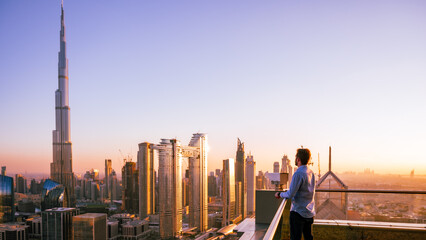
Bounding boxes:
119 149 133 166
119 149 126 166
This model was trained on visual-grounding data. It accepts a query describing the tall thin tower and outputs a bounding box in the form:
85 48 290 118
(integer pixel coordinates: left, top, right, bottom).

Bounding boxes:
222 158 235 226
235 138 246 219
138 142 155 218
245 155 256 215
50 1 75 207
105 159 112 199
158 139 182 239
188 133 208 232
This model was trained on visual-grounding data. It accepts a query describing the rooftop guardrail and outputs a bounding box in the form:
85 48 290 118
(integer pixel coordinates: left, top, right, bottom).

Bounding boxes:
261 189 426 240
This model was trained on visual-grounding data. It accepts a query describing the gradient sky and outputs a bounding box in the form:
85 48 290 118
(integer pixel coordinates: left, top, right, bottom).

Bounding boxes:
1 0 426 177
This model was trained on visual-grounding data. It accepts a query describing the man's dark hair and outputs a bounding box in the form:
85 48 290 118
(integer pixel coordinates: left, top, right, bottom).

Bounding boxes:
296 148 311 165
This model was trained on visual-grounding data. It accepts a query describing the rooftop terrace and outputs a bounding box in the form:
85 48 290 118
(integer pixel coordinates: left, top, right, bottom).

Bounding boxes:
234 189 426 240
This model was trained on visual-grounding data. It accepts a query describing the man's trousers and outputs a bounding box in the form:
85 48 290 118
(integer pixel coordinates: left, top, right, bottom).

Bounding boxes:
290 211 314 240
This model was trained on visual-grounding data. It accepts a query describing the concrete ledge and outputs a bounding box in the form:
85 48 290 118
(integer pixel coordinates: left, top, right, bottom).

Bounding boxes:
255 190 284 224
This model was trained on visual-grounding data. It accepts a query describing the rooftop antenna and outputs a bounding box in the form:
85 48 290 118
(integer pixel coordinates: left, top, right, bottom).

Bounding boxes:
318 153 321 178
329 146 331 172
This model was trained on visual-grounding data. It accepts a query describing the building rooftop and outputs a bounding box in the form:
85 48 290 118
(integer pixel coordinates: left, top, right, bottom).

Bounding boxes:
44 207 75 212
110 213 135 219
122 219 147 227
0 223 28 231
107 220 119 225
74 213 106 219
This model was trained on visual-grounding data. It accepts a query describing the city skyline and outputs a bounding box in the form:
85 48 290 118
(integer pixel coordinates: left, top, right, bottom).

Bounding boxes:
1 0 426 175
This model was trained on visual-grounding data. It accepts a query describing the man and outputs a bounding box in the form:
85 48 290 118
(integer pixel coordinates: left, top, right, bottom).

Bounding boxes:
275 148 315 240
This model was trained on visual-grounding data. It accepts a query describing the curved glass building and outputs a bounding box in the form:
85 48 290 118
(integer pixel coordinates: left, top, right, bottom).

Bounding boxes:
41 179 68 210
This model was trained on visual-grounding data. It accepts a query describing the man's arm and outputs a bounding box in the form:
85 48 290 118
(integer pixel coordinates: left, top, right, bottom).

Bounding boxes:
277 173 302 199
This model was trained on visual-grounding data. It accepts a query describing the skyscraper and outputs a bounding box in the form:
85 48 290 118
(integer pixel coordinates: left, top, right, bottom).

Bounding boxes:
122 162 139 214
281 155 293 186
50 2 75 207
208 172 217 197
245 155 256 215
222 158 235 226
188 133 208 232
138 142 155 218
235 138 246 219
158 139 182 239
15 174 26 194
273 162 279 173
183 171 190 207
0 175 14 223
105 159 112 199
110 170 119 201
42 207 79 240
215 169 222 197
256 171 265 190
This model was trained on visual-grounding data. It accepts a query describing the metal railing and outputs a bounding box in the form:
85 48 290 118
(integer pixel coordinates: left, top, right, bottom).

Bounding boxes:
316 189 426 194
262 189 426 240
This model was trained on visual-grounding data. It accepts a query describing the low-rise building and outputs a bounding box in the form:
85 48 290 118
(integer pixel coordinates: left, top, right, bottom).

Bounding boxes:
0 222 28 240
121 220 151 240
73 213 107 240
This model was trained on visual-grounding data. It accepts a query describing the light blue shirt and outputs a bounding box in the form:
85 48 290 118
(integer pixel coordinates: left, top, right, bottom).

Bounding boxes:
279 165 316 218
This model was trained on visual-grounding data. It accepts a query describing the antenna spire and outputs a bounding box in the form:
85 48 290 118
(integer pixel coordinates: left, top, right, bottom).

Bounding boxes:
329 146 332 172
318 153 321 177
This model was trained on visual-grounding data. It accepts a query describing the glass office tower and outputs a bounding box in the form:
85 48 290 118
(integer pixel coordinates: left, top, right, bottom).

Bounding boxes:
158 139 183 239
188 133 208 232
222 158 236 226
41 207 79 240
0 175 14 223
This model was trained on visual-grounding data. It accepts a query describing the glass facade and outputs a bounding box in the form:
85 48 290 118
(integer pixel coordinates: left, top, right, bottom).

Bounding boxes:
41 179 67 210
73 213 107 240
158 139 183 239
223 158 236 226
41 208 79 240
0 175 14 223
188 133 208 232
316 171 348 220
122 162 139 213
235 138 246 219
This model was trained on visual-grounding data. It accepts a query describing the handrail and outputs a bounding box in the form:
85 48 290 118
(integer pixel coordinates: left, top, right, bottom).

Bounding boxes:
260 189 425 240
263 199 287 240
316 189 426 194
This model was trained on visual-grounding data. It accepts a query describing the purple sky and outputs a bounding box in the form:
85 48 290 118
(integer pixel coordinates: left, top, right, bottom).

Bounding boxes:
1 0 426 177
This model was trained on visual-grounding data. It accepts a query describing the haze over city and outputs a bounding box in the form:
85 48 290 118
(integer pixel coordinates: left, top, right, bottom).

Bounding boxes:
1 0 426 176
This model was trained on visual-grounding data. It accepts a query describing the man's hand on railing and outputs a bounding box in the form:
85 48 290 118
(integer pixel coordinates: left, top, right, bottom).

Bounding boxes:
275 192 281 199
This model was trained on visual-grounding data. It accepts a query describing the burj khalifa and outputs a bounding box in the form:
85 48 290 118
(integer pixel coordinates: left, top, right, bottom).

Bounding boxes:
50 2 75 207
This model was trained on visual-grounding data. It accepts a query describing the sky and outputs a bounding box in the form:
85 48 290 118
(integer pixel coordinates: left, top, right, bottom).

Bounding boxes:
1 0 426 177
